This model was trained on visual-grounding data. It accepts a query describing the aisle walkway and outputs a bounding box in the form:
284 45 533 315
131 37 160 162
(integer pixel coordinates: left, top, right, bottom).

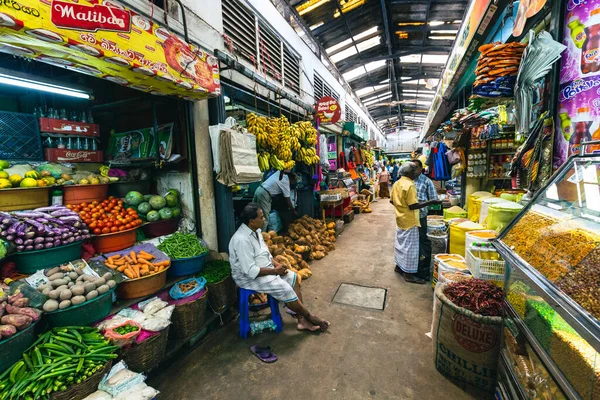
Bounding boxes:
149 201 486 399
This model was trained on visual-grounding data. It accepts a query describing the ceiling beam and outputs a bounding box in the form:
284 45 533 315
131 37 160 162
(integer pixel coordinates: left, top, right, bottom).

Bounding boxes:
311 2 377 37
351 75 439 90
327 30 382 57
337 46 450 72
395 23 461 32
379 0 402 122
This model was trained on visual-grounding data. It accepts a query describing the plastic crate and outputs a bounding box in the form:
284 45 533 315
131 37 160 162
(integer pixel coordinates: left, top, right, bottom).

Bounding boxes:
466 249 505 284
0 111 43 160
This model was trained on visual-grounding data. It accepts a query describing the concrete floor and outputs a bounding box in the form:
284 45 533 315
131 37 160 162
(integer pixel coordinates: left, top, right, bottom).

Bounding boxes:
149 200 489 399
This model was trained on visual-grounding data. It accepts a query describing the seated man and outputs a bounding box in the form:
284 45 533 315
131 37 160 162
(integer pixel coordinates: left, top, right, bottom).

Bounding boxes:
229 203 330 332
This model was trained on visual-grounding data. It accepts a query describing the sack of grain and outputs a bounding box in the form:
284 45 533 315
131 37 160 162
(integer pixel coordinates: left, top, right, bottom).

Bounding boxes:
432 283 502 392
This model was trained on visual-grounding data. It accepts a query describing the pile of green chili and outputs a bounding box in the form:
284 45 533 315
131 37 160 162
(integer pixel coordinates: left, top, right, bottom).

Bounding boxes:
199 260 231 284
157 233 208 259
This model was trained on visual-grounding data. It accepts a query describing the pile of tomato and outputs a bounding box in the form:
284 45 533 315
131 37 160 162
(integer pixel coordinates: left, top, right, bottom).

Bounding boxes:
66 196 143 235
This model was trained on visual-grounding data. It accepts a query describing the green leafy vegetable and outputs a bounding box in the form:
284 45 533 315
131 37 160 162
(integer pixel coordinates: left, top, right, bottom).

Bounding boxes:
199 260 231 284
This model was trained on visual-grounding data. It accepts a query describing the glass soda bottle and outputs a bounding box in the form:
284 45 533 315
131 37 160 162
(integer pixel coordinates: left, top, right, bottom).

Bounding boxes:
567 14 586 49
581 9 600 74
569 107 592 156
559 110 573 140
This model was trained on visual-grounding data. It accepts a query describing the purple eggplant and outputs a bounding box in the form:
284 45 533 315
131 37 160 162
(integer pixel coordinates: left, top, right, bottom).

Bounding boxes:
44 242 54 249
7 222 22 235
34 205 64 213
53 239 61 247
66 237 75 244
5 235 14 242
50 209 77 217
73 235 81 241
14 238 23 245
16 245 24 252
24 219 45 232
23 239 33 246
25 245 34 251
33 237 45 244
59 215 80 222
24 230 35 239
14 212 53 219
34 243 44 250
16 222 28 237
44 237 54 243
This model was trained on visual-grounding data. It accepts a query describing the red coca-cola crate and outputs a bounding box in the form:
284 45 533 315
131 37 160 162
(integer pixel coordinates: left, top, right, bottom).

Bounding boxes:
39 118 100 137
44 148 103 162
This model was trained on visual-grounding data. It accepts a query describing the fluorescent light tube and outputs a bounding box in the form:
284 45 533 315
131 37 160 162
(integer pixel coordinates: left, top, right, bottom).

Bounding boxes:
0 73 90 99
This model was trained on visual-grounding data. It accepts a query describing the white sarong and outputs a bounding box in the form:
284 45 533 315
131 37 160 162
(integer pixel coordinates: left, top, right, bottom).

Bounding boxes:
394 227 420 273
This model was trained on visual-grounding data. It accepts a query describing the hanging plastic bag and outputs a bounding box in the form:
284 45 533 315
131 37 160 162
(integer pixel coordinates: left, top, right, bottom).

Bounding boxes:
104 320 142 347
209 117 236 174
169 277 206 300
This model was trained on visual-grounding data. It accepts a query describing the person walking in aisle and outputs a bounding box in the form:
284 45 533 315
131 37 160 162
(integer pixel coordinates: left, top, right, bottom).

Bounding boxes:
412 159 438 280
253 170 298 232
392 162 399 184
377 164 391 198
391 162 442 284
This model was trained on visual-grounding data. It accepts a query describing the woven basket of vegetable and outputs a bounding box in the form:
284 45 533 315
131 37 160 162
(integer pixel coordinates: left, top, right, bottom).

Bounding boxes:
121 326 169 373
200 261 236 313
170 289 209 338
51 360 112 400
207 276 236 313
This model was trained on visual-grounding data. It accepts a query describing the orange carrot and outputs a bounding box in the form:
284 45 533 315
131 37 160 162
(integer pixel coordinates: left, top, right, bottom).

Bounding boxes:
137 258 152 266
124 268 135 279
138 251 155 259
124 256 133 264
153 260 170 267
105 263 117 270
157 265 164 272
130 251 137 264
133 264 140 278
140 266 149 276
117 265 127 273
113 259 126 266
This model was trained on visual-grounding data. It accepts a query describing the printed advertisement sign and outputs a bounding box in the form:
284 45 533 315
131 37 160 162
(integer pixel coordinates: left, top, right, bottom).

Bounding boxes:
0 0 220 100
315 96 341 124
556 0 600 165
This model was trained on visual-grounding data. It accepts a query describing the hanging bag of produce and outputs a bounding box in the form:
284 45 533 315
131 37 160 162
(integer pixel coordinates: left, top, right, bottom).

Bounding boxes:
432 281 503 392
104 320 142 347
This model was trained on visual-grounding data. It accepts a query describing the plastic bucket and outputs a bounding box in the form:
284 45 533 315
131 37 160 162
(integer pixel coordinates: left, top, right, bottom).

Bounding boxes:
465 230 497 251
63 184 108 205
168 254 207 277
449 221 483 257
479 198 509 226
11 241 83 274
0 321 37 374
92 228 137 253
45 289 114 327
141 218 180 239
427 220 446 233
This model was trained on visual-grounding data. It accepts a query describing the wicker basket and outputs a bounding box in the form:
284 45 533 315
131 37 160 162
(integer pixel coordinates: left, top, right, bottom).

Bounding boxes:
170 290 209 338
207 276 236 312
51 361 112 400
121 327 169 373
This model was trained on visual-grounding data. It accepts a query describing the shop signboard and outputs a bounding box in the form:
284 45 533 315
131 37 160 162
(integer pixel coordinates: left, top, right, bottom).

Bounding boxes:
555 0 600 165
316 96 341 123
0 0 220 100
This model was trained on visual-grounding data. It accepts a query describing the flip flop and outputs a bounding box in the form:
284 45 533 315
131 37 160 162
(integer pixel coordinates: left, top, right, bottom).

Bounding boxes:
250 345 277 363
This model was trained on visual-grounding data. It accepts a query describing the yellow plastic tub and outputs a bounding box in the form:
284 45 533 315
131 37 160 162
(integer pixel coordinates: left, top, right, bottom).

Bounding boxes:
0 187 49 211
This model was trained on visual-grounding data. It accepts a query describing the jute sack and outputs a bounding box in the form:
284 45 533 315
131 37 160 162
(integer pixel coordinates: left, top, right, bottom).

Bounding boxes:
432 283 502 392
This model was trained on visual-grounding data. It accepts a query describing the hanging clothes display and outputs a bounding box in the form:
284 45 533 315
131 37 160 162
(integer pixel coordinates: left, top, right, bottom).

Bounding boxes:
427 141 452 181
338 151 348 170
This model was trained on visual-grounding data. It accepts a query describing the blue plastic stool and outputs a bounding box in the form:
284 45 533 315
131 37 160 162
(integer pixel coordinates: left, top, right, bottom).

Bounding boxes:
238 288 283 339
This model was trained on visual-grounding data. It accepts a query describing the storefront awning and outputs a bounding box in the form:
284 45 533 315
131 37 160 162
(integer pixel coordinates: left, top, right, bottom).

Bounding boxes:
0 0 220 100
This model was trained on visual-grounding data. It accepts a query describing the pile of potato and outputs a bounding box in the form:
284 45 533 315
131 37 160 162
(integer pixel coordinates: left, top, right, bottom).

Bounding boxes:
37 266 117 312
262 215 337 280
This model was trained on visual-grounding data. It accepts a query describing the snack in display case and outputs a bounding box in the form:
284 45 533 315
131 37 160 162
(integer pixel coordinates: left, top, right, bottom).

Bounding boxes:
503 322 566 399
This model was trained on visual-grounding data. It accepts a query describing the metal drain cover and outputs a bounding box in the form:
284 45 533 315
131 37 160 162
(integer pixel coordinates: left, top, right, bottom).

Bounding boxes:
333 283 387 310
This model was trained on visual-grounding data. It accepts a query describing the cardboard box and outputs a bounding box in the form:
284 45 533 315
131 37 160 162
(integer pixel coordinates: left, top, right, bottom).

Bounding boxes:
44 148 103 162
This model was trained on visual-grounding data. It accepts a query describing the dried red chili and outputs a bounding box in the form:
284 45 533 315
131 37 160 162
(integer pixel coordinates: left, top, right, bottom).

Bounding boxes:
443 279 505 317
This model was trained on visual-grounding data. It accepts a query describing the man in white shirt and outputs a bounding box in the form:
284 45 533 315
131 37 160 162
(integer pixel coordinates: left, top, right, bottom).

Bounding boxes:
229 203 330 332
253 171 298 231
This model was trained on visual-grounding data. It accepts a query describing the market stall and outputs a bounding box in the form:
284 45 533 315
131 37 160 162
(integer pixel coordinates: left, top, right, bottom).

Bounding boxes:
494 154 600 399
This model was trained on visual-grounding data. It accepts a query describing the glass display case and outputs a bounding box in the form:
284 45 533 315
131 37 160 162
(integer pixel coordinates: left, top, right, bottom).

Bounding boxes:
495 155 600 400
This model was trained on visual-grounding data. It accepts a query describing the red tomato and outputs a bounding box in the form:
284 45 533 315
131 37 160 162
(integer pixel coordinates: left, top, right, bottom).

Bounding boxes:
119 226 126 231
101 227 110 234
89 222 97 229
93 228 101 235
125 223 132 229
108 196 115 200
114 220 123 227
97 221 105 229
110 226 118 233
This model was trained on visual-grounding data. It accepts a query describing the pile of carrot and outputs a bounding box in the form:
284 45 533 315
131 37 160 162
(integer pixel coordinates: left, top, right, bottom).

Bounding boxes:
104 250 170 279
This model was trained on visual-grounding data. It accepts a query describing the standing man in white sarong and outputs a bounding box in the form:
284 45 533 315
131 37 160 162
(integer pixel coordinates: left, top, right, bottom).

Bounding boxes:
391 162 442 284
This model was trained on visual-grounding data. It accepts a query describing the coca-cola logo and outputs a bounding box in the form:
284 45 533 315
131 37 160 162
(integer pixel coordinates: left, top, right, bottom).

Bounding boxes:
51 0 131 33
65 151 93 158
